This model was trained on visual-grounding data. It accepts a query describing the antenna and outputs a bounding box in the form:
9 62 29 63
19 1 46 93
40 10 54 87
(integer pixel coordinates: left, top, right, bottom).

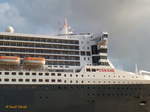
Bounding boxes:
64 18 69 34
135 64 139 74
60 18 73 35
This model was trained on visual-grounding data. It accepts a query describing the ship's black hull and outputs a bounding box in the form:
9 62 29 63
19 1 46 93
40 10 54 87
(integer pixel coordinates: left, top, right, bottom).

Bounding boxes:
0 84 150 112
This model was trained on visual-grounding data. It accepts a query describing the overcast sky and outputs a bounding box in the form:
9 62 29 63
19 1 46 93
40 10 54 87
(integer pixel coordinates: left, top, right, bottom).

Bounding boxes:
0 0 150 72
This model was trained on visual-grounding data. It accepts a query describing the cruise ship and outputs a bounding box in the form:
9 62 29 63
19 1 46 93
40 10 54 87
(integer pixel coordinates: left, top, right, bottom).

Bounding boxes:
0 20 150 112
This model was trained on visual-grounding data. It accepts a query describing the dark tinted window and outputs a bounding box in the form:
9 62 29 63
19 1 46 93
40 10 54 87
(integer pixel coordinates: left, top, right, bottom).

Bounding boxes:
5 72 9 75
91 45 98 54
12 72 16 75
19 72 23 75
25 72 30 75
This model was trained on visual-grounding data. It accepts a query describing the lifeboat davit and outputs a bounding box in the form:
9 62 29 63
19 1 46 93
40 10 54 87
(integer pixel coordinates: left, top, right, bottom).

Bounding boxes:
23 57 45 65
0 56 20 65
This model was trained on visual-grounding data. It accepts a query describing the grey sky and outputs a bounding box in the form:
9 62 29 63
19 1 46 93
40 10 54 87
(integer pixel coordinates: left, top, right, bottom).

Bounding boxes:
0 0 150 71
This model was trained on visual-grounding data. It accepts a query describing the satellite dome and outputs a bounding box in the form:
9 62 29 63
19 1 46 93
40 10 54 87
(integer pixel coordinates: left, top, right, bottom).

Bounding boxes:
5 26 15 33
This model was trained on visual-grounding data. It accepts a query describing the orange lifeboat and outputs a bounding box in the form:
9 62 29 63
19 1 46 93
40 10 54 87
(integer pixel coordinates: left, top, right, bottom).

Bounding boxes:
23 57 45 65
0 56 20 65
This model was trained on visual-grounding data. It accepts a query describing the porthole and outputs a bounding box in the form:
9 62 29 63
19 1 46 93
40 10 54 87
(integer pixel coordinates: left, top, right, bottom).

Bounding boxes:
76 75 78 77
64 80 66 83
70 80 72 83
64 74 66 77
70 74 72 77
81 75 84 77
0 72 1 75
76 80 78 83
81 81 84 83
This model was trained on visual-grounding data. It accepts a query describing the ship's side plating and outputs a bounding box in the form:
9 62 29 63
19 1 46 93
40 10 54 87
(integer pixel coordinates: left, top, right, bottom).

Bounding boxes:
0 84 150 112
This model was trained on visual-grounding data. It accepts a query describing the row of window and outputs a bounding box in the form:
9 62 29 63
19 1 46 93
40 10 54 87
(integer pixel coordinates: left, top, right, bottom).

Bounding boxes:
81 51 91 56
1 72 84 77
47 61 80 66
0 53 80 61
0 72 139 79
0 41 79 50
1 78 61 82
0 78 142 84
0 47 80 55
0 36 79 44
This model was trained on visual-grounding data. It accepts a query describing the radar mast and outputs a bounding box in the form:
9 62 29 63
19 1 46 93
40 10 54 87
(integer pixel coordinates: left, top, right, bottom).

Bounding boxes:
60 18 73 34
